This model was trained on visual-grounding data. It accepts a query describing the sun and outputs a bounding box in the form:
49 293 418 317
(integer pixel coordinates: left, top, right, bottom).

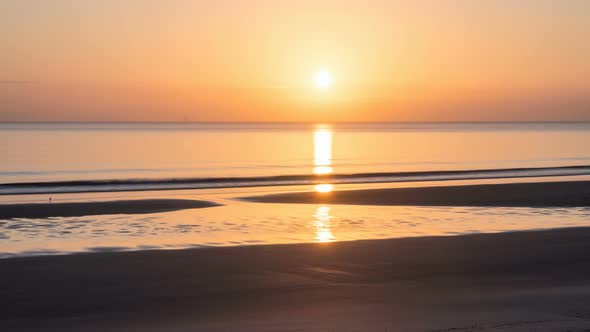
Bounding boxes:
313 69 334 89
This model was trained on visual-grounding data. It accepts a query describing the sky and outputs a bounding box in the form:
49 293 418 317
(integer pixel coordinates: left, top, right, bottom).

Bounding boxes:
2 0 590 122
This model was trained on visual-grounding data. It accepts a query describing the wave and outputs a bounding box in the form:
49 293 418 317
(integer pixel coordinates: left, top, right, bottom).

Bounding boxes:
1 165 590 195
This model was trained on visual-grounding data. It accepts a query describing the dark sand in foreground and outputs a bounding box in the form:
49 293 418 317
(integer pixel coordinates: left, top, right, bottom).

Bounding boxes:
0 199 220 219
2 228 590 331
244 180 590 207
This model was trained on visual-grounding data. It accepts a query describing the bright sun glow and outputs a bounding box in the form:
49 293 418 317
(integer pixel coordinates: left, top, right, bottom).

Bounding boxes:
315 183 334 193
313 69 334 89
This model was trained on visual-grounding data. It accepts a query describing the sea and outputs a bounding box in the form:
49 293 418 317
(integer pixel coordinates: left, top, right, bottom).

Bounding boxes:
1 122 590 257
1 122 590 194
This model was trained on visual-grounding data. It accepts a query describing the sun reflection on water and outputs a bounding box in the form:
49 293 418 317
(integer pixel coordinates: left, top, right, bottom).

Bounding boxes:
314 183 334 193
313 205 335 242
313 126 334 194
313 127 332 175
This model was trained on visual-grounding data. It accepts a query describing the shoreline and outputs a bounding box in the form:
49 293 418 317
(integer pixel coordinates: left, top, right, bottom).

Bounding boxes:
2 227 590 331
244 180 590 207
0 199 220 219
0 225 582 260
2 165 590 195
0 224 587 260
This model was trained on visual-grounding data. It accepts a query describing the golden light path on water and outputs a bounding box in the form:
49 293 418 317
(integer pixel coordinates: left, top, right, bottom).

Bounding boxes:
313 205 335 242
312 127 335 242
313 127 333 175
314 183 334 193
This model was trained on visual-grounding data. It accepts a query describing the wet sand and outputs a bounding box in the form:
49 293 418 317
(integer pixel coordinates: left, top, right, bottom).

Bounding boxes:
243 180 590 207
0 199 220 219
2 227 590 331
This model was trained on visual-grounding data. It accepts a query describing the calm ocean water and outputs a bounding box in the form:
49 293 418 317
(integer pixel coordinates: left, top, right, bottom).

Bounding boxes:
1 122 590 193
2 122 590 257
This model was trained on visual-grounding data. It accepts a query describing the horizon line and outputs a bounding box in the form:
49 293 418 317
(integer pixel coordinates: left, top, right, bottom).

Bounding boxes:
2 120 590 125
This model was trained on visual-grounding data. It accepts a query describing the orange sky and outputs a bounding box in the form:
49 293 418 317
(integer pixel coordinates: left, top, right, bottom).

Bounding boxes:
2 0 590 122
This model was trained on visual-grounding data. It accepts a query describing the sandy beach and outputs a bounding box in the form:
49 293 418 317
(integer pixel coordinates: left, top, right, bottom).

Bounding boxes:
0 199 220 219
244 180 590 207
1 227 590 331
